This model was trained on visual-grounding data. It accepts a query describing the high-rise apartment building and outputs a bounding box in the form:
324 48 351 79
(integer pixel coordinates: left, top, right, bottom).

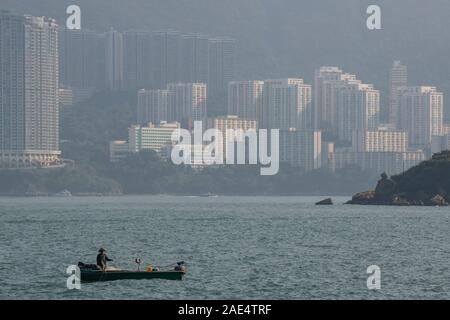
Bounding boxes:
398 86 443 149
263 79 312 130
314 67 364 138
228 80 264 121
59 28 106 91
181 34 209 84
389 61 408 127
137 89 169 125
280 129 322 171
207 115 257 132
123 30 152 90
314 66 344 130
207 115 257 161
208 37 236 101
167 83 207 129
0 12 60 168
337 82 380 142
106 28 124 90
152 30 181 89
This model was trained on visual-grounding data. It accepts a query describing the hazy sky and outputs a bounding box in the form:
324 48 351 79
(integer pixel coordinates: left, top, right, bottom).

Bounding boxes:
3 0 450 116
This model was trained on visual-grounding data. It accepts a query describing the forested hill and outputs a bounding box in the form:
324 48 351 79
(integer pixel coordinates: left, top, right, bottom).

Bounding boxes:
3 0 450 118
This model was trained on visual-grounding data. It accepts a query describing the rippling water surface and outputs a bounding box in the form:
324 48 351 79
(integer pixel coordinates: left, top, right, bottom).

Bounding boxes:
1 196 450 299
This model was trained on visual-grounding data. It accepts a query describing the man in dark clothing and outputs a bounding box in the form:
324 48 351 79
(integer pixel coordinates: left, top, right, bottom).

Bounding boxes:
96 248 113 271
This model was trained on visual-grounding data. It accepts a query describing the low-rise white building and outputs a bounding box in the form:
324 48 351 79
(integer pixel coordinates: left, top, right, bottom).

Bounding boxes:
109 140 129 162
109 122 180 161
58 88 74 109
128 122 180 153
330 149 425 175
352 129 408 153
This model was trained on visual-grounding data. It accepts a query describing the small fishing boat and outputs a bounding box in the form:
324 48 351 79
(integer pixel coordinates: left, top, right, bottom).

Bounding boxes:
80 269 185 282
78 261 186 282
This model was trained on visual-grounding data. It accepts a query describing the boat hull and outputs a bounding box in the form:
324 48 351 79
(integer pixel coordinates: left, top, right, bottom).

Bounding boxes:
81 270 185 282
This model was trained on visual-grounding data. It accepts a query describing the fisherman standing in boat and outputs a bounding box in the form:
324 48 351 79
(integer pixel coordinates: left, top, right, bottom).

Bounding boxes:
96 248 113 271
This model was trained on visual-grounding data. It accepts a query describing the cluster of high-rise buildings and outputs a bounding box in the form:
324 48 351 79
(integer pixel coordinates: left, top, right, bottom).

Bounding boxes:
0 11 447 176
0 11 234 168
126 62 446 175
225 63 445 174
137 83 207 129
59 28 236 101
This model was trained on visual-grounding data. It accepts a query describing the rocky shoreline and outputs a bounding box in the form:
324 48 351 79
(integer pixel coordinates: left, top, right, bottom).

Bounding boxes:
346 190 449 206
347 151 450 207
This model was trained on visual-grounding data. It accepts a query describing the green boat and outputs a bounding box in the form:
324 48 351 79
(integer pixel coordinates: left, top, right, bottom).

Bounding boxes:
80 269 185 282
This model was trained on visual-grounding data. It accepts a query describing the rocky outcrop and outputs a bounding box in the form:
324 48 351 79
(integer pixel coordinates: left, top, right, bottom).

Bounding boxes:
315 198 333 205
374 172 395 203
346 191 376 205
346 173 449 206
430 194 449 206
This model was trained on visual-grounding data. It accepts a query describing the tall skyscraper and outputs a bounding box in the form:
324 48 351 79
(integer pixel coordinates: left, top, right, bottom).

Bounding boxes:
59 28 106 91
280 129 322 171
337 83 380 142
262 79 312 130
106 28 124 90
181 34 209 84
398 86 443 149
314 66 344 130
137 89 169 125
314 66 361 138
208 37 236 102
389 61 408 127
228 80 264 121
167 83 207 129
152 30 181 89
206 115 257 162
0 12 60 168
123 30 152 90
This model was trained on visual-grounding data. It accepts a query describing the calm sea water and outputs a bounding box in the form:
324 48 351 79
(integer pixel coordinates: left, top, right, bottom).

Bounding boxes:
1 195 450 300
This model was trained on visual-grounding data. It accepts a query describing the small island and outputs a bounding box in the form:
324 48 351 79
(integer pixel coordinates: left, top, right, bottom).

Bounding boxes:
347 151 450 206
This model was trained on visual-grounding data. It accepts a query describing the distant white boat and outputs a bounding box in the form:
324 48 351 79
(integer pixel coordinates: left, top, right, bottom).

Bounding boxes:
52 189 72 197
198 193 218 198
